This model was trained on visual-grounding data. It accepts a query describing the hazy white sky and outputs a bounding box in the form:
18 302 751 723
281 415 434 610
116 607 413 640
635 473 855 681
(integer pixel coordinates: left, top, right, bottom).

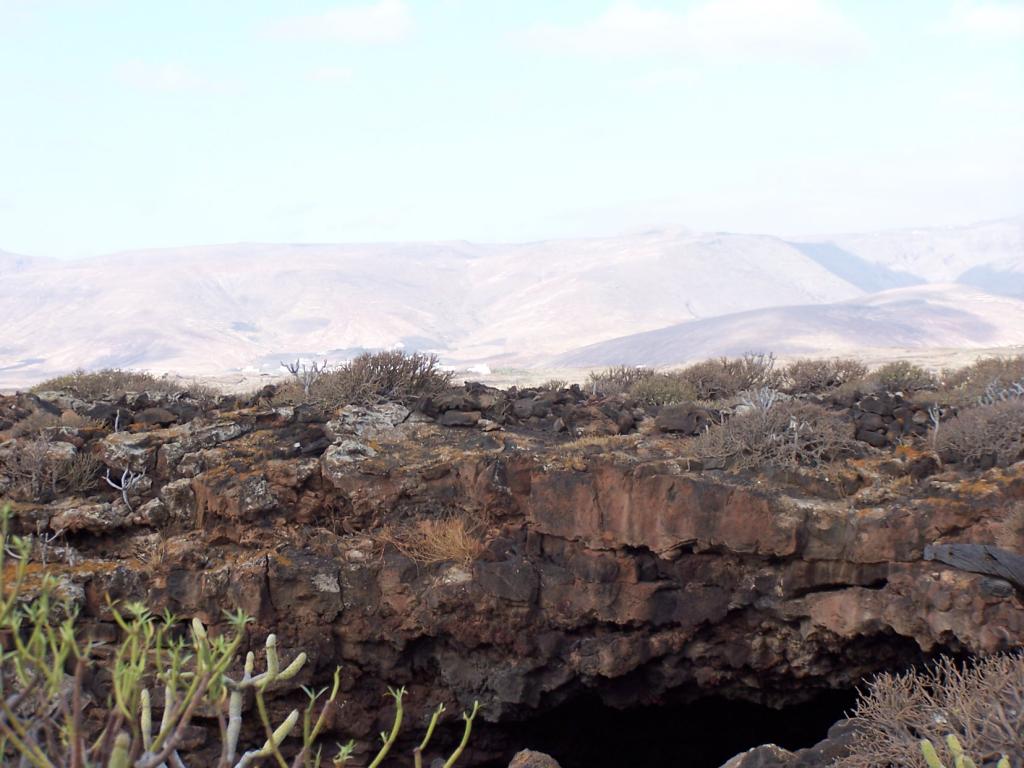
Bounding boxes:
0 0 1022 258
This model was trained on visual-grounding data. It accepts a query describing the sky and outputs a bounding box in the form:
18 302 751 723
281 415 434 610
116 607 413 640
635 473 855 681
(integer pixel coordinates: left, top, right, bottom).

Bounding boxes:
0 0 1022 259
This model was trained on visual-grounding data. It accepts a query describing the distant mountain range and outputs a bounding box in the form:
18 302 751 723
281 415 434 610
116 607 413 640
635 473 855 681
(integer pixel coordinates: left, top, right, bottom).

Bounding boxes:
1 217 1022 387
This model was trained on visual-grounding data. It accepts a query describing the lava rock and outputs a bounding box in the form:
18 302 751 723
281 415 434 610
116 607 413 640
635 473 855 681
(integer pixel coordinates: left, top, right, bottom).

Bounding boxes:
438 410 481 427
655 404 710 435
135 407 178 427
854 428 887 448
508 750 562 768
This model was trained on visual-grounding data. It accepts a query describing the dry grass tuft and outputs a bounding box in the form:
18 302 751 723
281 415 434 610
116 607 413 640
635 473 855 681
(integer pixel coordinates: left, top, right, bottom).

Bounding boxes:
558 434 640 453
377 514 486 566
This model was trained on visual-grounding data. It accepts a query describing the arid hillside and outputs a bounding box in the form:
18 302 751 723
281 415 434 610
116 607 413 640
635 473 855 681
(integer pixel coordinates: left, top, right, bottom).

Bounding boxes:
1 218 1021 388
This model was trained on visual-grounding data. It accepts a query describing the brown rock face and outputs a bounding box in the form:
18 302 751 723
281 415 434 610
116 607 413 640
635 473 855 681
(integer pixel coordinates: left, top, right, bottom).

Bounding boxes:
2 391 1023 766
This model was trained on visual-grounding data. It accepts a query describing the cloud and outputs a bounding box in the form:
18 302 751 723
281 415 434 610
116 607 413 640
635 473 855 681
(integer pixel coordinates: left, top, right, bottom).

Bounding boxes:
626 67 701 91
117 61 215 92
944 1 1024 40
308 66 355 83
525 0 866 62
269 0 411 43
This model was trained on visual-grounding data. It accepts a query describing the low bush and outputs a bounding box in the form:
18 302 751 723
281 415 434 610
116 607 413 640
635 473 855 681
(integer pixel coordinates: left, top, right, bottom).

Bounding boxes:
690 401 857 470
630 372 698 406
588 354 781 403
309 351 453 407
837 653 1022 768
676 352 782 401
585 366 653 397
0 505 479 767
0 436 101 501
941 354 1024 402
784 358 868 394
933 399 1024 468
33 368 219 402
869 361 937 393
537 379 568 391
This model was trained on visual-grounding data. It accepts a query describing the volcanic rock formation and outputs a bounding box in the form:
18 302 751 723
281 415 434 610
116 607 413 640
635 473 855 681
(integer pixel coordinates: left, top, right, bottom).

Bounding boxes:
1 383 1021 766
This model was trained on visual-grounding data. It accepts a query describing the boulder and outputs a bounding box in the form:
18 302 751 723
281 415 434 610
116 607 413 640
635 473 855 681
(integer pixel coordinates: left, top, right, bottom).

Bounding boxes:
508 750 561 768
719 745 794 768
655 404 711 435
134 407 178 427
438 410 481 427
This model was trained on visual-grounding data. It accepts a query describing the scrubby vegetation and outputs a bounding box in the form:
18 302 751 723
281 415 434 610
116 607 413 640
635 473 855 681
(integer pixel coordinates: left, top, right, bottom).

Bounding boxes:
584 365 654 397
587 353 780 403
281 351 454 407
938 354 1024 406
868 361 938 393
629 372 698 406
0 506 479 767
783 357 868 395
32 369 218 402
934 399 1024 469
0 435 101 501
577 352 1022 472
689 400 858 470
840 653 1022 768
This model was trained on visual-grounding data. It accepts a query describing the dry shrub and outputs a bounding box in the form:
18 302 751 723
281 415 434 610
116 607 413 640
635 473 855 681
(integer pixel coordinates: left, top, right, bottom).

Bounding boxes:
33 368 219 401
589 354 781 403
677 353 782 401
1 437 100 501
941 355 1024 402
630 373 698 406
378 514 485 566
586 366 653 397
934 399 1024 468
538 379 569 391
869 361 938 393
311 351 453 406
690 401 857 469
837 653 1024 768
9 410 62 438
60 450 102 494
784 357 868 394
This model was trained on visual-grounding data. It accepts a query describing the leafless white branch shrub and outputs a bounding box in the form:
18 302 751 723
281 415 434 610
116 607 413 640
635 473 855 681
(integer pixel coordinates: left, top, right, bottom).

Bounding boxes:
739 387 781 410
104 466 146 512
978 377 1024 406
281 358 329 397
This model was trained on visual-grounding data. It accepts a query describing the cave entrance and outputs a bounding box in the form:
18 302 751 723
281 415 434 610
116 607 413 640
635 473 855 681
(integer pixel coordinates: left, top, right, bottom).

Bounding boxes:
480 688 858 768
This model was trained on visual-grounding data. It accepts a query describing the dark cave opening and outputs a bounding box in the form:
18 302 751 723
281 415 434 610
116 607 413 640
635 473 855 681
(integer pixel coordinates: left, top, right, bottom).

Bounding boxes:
478 688 859 768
